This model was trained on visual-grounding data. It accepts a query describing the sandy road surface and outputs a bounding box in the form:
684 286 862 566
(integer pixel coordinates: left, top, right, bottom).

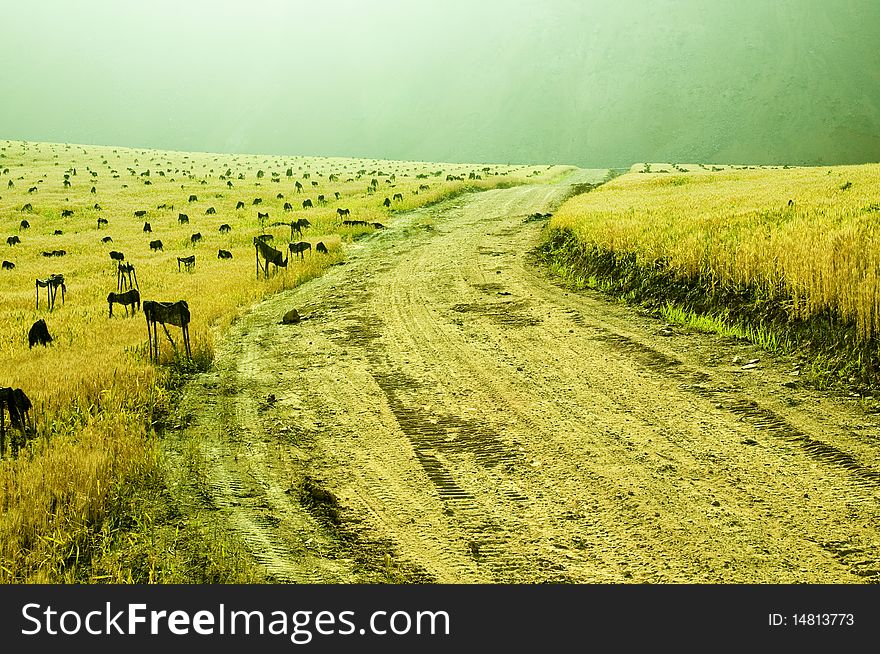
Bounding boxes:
172 170 880 583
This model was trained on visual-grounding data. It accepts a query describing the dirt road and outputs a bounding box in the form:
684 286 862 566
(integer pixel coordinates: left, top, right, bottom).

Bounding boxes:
173 170 880 583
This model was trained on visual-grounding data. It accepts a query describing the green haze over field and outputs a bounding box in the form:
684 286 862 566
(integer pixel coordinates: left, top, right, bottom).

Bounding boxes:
1 0 878 167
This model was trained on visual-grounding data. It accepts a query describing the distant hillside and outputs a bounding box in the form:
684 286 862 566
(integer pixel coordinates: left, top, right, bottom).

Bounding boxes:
371 0 880 168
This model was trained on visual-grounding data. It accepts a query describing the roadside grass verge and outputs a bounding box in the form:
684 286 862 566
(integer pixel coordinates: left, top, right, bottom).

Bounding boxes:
539 163 880 392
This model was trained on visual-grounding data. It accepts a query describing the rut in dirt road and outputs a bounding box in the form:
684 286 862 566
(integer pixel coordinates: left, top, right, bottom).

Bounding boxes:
176 169 880 583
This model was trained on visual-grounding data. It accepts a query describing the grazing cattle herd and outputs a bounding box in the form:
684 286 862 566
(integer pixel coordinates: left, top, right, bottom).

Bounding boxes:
0 140 543 457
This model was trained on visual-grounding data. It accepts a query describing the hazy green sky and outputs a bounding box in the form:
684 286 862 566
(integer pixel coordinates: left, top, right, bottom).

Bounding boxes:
2 0 879 167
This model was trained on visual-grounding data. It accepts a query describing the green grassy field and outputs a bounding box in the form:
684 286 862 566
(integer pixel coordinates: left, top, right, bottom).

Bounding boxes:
542 161 880 390
0 139 567 582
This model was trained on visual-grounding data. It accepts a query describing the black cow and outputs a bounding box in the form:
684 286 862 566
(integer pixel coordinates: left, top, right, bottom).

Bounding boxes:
252 198 262 205
177 255 196 272
218 249 233 259
0 387 33 457
373 222 386 229
19 220 29 230
97 217 109 228
149 240 164 252
302 199 313 209
21 203 32 212
178 213 189 224
143 222 152 233
289 241 311 259
53 230 63 235
190 232 202 245
188 194 198 202
219 224 231 233
109 250 125 262
102 236 113 244
61 209 74 217
134 210 147 218
257 211 269 222
28 319 52 349
283 202 293 211
316 242 328 254
337 208 350 219
205 207 216 214
2 260 14 270
383 197 391 207
236 201 245 209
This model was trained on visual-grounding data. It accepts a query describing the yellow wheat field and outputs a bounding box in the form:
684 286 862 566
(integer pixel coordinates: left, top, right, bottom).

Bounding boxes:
551 162 880 341
0 139 562 581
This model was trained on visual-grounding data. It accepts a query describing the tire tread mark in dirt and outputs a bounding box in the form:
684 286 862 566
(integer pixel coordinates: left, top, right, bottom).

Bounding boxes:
592 329 880 582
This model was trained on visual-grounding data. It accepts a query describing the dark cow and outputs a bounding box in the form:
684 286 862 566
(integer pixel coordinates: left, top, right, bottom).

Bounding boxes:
97 217 109 228
190 232 203 245
217 249 233 259
254 237 287 278
21 203 32 212
102 236 113 244
302 199 313 209
108 289 141 318
94 203 102 210
383 197 391 207
257 211 269 222
283 202 293 211
149 239 164 252
317 194 325 204
28 319 52 349
295 181 303 192
252 198 262 205
0 387 33 458
315 242 328 254
134 210 147 218
255 233 274 242
61 209 74 217
19 220 29 230
236 201 245 209
109 250 125 263
178 213 189 224
2 260 14 270
205 207 216 214
53 229 63 235
336 208 350 219
143 222 152 233
28 186 37 193
373 222 386 229
143 300 192 361
177 255 196 272
35 274 65 310
188 194 198 202
219 223 231 234
393 193 403 202
289 241 311 259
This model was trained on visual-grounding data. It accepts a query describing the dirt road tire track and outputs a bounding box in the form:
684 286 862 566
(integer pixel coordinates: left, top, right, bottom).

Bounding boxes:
172 170 880 583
